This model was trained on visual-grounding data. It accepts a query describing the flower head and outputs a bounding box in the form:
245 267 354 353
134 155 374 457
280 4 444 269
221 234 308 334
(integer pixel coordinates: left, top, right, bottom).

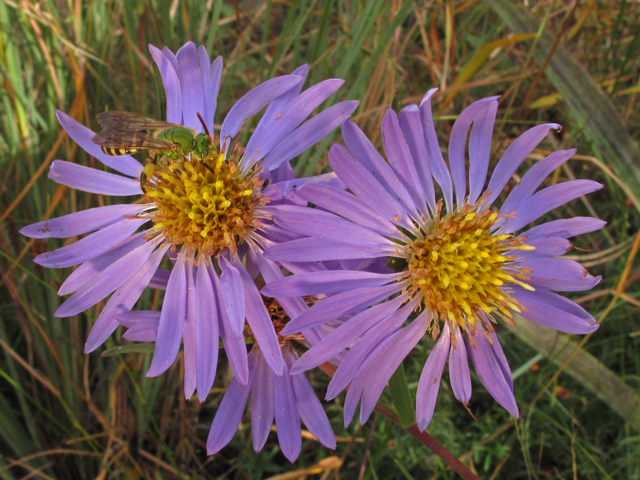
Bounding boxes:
262 89 605 429
20 41 357 401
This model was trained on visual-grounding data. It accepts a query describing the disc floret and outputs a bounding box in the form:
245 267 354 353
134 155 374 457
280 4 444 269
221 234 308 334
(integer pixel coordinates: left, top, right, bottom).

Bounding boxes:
142 150 265 258
406 201 535 330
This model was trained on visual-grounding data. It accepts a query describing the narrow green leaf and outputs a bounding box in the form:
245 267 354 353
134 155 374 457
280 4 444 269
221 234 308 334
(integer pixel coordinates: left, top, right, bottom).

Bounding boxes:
101 344 157 357
507 315 640 430
389 362 416 429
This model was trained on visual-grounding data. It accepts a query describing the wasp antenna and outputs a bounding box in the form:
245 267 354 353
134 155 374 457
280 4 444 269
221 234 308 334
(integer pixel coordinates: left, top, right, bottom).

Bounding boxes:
196 112 212 142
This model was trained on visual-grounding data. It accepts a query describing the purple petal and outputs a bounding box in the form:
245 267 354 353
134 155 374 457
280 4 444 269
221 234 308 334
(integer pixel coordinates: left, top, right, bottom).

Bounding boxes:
518 257 590 281
244 79 345 167
268 205 395 249
448 98 498 205
198 47 217 135
253 251 307 321
416 323 451 431
512 237 572 258
511 285 598 334
149 45 182 124
55 239 158 318
183 262 197 399
498 180 603 234
250 349 275 452
219 256 245 337
467 99 499 205
341 120 419 226
326 299 419 400
147 252 188 377
295 184 402 239
117 310 159 329
448 326 471 405
280 283 403 334
381 109 427 218
266 237 391 262
220 75 304 146
465 328 519 417
235 261 283 375
261 269 402 297
261 100 359 171
177 42 205 131
210 264 249 386
34 217 148 269
523 217 606 241
347 313 430 426
55 111 142 177
273 358 302 462
209 56 223 129
206 352 257 454
419 89 454 212
123 317 160 341
58 233 147 295
20 204 148 239
285 347 335 449
84 244 167 352
48 160 142 196
195 259 220 401
329 142 414 231
291 295 408 375
484 123 561 208
149 269 170 290
399 105 437 213
526 275 602 292
501 149 576 216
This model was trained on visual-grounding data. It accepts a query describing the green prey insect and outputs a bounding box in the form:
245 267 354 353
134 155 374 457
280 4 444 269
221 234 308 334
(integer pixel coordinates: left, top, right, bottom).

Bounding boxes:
91 111 215 189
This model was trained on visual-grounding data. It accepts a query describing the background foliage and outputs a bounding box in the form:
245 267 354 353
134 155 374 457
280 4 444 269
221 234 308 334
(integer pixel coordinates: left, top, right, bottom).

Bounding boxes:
1 0 639 478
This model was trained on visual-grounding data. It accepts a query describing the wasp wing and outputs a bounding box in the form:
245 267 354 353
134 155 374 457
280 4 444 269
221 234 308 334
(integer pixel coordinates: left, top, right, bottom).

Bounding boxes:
92 111 182 150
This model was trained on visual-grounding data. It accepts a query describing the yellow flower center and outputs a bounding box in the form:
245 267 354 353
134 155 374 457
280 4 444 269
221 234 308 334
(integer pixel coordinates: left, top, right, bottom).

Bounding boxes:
142 150 264 257
406 202 534 330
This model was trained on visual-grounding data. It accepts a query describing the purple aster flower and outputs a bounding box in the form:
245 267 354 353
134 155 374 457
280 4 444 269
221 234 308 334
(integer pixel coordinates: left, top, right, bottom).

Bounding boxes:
20 41 358 400
261 88 605 430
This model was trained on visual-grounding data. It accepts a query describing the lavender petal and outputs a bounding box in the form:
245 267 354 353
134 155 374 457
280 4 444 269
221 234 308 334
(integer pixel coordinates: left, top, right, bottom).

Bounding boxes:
448 326 472 405
58 233 146 295
285 348 336 449
419 89 454 212
55 110 142 177
266 237 392 262
261 100 359 171
220 75 304 146
399 105 437 213
280 283 403 334
467 99 499 205
195 259 220 401
48 160 142 196
34 217 148 269
198 47 217 135
499 180 603 234
219 256 246 337
484 123 561 208
511 285 599 334
250 349 275 452
206 354 257 454
522 217 607 241
261 269 402 298
55 239 157 318
381 109 427 217
84 244 167 352
465 328 519 417
416 323 451 431
20 204 148 239
273 359 302 462
149 45 182 124
341 120 419 226
146 253 188 377
123 318 160 341
177 42 205 131
183 262 197 399
235 261 283 375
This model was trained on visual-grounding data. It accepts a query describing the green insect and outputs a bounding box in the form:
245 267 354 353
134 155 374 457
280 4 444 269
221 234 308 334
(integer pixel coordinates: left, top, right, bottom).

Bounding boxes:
91 111 212 160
